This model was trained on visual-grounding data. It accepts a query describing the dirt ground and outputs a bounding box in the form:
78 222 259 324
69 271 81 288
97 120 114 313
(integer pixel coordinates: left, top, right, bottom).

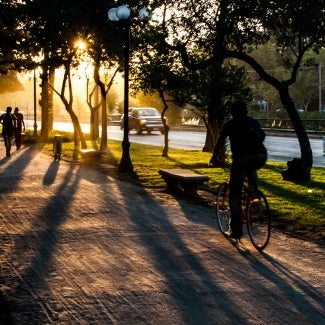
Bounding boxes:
0 145 324 324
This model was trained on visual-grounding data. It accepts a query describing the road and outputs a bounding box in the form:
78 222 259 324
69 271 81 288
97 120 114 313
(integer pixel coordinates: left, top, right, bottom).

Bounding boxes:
25 121 325 167
106 125 325 168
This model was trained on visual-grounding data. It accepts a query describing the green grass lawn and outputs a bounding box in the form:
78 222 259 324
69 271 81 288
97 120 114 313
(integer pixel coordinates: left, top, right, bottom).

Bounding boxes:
43 137 325 241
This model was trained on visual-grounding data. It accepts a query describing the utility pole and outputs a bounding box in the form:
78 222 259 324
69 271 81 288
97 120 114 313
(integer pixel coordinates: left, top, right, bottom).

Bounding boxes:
319 63 322 112
33 68 38 136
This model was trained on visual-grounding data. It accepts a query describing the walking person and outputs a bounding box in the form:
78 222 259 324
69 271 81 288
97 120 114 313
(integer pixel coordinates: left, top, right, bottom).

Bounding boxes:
210 100 267 239
0 106 17 157
13 107 25 150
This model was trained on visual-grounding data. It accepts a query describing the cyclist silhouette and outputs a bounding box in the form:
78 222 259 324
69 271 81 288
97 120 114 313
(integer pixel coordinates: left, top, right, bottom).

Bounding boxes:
210 100 267 239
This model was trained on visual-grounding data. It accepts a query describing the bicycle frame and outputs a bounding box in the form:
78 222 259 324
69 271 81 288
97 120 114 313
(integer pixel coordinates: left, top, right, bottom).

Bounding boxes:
214 163 271 251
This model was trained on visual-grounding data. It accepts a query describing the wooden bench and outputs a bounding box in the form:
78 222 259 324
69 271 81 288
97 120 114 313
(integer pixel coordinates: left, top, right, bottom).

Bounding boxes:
158 169 209 196
79 149 103 166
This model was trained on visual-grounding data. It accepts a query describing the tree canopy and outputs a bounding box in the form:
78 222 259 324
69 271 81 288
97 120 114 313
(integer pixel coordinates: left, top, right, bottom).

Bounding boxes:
156 0 324 180
0 0 324 179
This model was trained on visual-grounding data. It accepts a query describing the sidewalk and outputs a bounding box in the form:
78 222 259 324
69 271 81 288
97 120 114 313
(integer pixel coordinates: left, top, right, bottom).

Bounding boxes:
0 145 324 324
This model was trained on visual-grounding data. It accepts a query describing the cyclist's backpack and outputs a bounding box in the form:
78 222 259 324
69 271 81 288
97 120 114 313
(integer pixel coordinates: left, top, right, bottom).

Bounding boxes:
244 118 267 155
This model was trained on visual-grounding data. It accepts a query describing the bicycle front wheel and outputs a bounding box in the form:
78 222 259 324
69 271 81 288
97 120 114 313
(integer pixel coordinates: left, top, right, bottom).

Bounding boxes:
216 182 231 236
246 190 271 251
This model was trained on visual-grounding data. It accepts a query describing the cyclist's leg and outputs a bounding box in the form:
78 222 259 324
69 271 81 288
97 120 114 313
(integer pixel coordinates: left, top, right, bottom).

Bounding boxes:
241 153 267 191
229 161 245 238
247 168 258 191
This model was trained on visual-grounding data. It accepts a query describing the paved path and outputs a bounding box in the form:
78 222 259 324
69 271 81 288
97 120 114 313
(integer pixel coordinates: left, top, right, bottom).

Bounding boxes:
0 145 324 324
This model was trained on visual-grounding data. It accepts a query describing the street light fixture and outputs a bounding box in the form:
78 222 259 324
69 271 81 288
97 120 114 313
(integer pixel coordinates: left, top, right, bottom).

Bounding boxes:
108 4 152 172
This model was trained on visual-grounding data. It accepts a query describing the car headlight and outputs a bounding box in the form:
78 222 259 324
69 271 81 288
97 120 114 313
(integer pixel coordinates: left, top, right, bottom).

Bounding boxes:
139 119 147 125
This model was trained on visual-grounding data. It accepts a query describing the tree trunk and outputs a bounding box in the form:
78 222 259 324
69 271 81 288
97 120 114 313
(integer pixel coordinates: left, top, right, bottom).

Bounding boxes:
160 90 170 157
39 64 49 141
58 61 86 153
69 107 86 152
93 63 107 153
203 116 217 153
92 86 100 140
48 68 55 132
203 88 223 152
279 87 313 181
100 96 107 153
39 64 55 141
86 78 100 141
90 108 99 140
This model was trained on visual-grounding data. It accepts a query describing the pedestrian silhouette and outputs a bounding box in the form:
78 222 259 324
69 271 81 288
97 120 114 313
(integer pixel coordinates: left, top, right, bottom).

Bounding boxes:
0 106 17 157
13 107 25 150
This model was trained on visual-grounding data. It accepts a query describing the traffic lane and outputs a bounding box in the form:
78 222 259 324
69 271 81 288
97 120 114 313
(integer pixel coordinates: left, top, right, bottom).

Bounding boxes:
108 127 324 168
25 122 324 167
264 136 324 167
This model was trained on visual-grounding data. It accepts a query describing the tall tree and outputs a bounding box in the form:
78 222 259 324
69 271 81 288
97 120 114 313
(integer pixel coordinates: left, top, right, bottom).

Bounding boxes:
131 22 251 153
0 0 23 72
227 0 324 180
18 0 66 140
14 0 120 149
159 1 268 150
158 0 324 180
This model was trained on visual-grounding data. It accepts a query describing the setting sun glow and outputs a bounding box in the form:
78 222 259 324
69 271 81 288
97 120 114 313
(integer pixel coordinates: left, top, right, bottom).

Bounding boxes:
75 39 87 51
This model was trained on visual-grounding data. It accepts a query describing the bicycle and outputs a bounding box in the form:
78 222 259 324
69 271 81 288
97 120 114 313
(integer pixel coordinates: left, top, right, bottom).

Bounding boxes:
214 162 271 251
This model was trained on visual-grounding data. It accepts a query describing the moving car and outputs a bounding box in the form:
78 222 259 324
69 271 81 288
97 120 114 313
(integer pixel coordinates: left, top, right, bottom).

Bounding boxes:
120 107 165 135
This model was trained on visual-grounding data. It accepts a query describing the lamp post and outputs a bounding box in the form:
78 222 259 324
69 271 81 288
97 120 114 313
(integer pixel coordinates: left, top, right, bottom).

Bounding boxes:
318 63 322 112
33 68 38 137
108 4 152 172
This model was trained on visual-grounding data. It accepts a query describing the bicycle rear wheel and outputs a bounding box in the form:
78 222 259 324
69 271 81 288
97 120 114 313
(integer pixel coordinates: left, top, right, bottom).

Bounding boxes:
246 190 271 251
216 182 231 236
